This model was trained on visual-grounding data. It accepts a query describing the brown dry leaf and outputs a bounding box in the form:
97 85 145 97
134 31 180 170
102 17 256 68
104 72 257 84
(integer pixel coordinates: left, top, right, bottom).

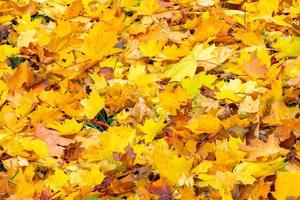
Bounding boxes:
240 180 271 200
99 67 114 81
145 181 172 200
20 43 59 64
274 119 300 141
34 124 75 157
94 174 136 196
0 24 11 41
30 79 49 94
113 146 136 167
63 142 84 162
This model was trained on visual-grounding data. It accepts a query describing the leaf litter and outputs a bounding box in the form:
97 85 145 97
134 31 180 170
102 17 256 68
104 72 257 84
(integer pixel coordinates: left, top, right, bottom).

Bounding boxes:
0 0 300 199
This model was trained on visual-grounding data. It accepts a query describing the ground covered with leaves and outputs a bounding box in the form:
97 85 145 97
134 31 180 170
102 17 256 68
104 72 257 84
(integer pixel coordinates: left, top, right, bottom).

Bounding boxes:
0 0 300 199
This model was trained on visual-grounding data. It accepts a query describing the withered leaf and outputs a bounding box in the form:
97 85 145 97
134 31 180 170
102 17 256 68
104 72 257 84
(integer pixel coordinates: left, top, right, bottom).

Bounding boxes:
35 124 75 157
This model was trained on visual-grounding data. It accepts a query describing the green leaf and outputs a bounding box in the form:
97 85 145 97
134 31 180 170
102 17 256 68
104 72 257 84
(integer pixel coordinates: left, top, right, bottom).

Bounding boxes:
7 56 23 69
86 195 99 200
84 109 114 131
31 13 53 24
95 109 114 126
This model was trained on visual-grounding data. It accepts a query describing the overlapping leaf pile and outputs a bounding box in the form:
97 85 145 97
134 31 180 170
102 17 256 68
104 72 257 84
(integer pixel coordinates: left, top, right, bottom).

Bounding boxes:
0 0 300 199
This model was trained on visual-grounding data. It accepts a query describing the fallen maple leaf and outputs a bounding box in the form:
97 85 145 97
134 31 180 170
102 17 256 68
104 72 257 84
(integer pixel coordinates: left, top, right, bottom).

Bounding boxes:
239 135 288 161
0 44 19 62
0 0 300 199
240 180 271 200
5 62 35 90
273 170 300 199
34 124 75 157
20 43 58 64
63 0 83 20
0 24 11 41
242 54 268 79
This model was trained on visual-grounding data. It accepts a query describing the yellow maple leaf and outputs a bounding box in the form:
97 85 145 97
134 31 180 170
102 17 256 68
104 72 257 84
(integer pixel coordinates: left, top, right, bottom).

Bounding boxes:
198 171 235 200
215 79 244 102
136 0 160 15
90 72 107 91
138 118 165 143
273 36 300 58
162 54 197 82
45 168 69 191
192 161 213 175
127 64 157 95
239 135 288 161
0 80 8 107
35 28 52 46
47 118 83 135
17 30 37 47
215 136 246 165
15 14 41 33
163 44 219 82
138 39 165 57
82 126 136 161
239 96 260 113
30 105 63 125
234 29 265 47
162 44 190 60
82 22 119 60
14 166 42 197
257 0 279 16
70 165 105 187
0 45 19 62
15 95 36 118
181 72 217 98
0 105 28 133
158 86 188 113
233 158 285 185
80 91 105 119
63 0 83 19
55 20 72 37
152 140 193 185
1 137 29 158
19 137 49 158
186 114 221 134
274 170 300 200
